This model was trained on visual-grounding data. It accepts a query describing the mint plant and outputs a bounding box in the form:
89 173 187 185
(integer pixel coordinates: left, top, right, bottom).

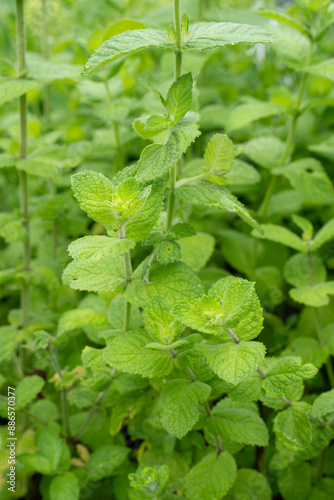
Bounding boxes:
1 0 334 499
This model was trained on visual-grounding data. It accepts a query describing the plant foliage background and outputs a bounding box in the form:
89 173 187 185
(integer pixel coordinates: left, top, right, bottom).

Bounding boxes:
1 0 334 498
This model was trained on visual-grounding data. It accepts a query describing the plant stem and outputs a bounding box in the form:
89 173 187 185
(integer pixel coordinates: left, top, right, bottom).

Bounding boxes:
166 0 183 231
315 447 327 481
118 225 132 332
41 0 51 130
252 44 313 271
48 346 71 439
16 0 30 330
170 350 223 454
73 389 107 440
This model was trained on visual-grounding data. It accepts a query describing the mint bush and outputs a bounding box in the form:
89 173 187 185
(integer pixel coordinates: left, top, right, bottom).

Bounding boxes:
1 0 334 499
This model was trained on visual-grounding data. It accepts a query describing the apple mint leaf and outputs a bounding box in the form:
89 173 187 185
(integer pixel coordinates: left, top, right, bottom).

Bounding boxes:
176 180 260 230
303 59 334 83
208 405 269 446
252 224 306 252
179 232 215 271
242 136 286 169
263 356 318 396
136 126 200 182
172 295 224 335
310 218 334 251
284 253 326 287
87 445 129 481
125 181 165 242
290 282 334 307
225 99 284 133
185 451 236 500
124 261 203 307
103 330 174 377
157 379 211 438
71 170 115 226
209 276 263 341
58 309 108 336
184 22 278 52
62 254 125 293
226 469 272 500
166 72 193 122
273 402 312 452
0 77 37 105
143 296 183 344
82 29 174 76
49 472 79 500
68 236 135 262
311 389 334 419
198 341 266 385
16 375 45 410
204 133 235 173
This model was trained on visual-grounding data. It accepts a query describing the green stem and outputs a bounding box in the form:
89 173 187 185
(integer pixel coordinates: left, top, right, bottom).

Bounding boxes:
253 45 313 271
73 389 108 440
118 225 132 332
315 447 327 482
49 346 71 439
170 350 223 454
166 0 183 231
16 0 30 330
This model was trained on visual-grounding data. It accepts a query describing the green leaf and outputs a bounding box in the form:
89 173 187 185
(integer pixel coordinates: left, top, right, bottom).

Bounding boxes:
71 170 115 226
136 126 200 182
308 136 334 161
62 254 125 293
125 180 165 242
18 454 54 475
124 261 203 307
103 330 174 377
176 180 260 230
16 146 80 179
129 465 169 496
178 232 215 271
204 133 235 173
225 99 284 132
259 10 310 37
208 405 269 446
166 72 193 121
270 24 311 70
185 451 237 500
311 389 334 419
273 402 312 452
16 375 45 410
0 153 16 168
58 309 108 336
209 276 263 341
185 451 236 500
50 472 80 500
242 136 285 169
308 479 334 500
87 445 129 481
226 468 272 500
184 22 278 52
303 59 334 82
226 159 260 186
82 29 174 76
68 236 135 262
273 158 334 205
172 295 224 335
290 282 334 307
0 77 37 105
277 463 311 500
157 379 211 438
143 296 182 344
81 346 104 369
67 388 98 409
284 253 326 287
263 357 317 396
310 219 334 251
199 341 266 385
252 224 306 252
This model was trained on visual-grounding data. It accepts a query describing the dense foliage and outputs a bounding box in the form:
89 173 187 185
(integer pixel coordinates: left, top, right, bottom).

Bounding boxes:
1 0 334 498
